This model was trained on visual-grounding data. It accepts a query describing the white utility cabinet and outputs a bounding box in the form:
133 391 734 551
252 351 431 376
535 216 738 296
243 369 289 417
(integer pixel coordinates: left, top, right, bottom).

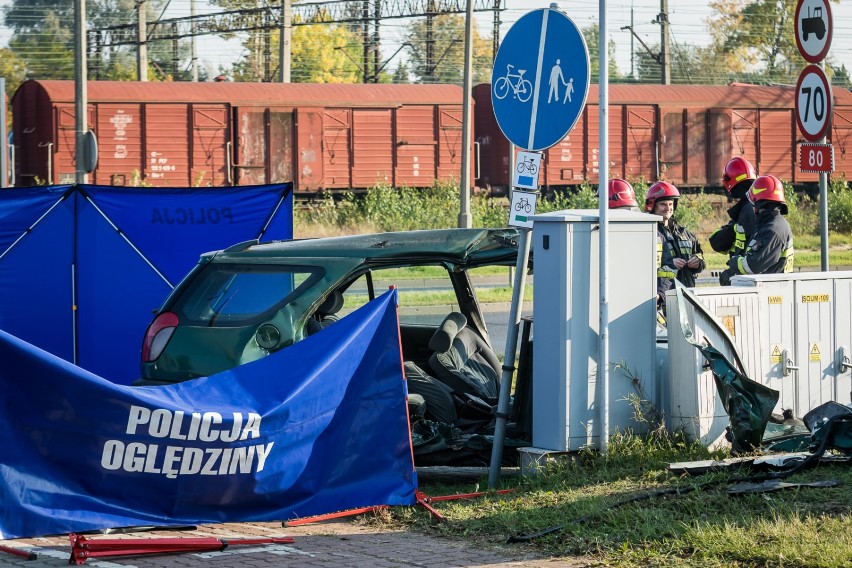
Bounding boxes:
665 286 762 447
530 209 658 451
731 272 852 417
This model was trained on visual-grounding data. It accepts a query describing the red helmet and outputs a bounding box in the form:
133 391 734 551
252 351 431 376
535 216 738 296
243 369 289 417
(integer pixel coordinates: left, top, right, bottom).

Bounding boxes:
608 178 638 209
722 157 757 197
644 181 680 213
748 175 788 214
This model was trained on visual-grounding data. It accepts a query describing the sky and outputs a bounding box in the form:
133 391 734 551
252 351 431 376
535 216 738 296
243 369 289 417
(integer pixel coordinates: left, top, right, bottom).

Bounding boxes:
1 0 851 81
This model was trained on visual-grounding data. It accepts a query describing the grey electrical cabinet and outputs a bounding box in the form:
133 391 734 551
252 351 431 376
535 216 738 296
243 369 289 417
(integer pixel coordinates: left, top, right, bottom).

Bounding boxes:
530 209 658 451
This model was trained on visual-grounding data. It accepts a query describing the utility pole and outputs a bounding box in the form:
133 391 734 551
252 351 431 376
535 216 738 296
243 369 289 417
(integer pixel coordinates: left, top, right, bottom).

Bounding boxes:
659 0 670 85
137 0 147 81
425 0 435 82
191 0 198 81
75 0 88 183
373 0 381 83
279 0 291 82
629 7 634 79
491 0 500 62
362 0 370 83
458 0 473 229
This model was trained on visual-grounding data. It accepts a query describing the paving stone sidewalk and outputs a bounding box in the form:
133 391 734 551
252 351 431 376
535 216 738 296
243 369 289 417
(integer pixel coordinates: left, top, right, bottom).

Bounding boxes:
0 520 590 567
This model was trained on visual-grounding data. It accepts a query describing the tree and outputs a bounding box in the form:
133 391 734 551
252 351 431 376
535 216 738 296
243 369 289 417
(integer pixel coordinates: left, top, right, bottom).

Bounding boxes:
583 24 620 82
706 0 840 84
1 0 168 82
405 14 491 84
0 49 28 99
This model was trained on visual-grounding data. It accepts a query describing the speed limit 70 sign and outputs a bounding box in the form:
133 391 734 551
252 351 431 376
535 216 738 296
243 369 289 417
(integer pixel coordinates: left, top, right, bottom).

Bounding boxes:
795 64 832 142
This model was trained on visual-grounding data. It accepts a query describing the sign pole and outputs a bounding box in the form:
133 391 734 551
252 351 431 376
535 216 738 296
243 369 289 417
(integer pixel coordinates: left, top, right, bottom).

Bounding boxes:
794 0 832 269
488 227 531 487
598 0 610 453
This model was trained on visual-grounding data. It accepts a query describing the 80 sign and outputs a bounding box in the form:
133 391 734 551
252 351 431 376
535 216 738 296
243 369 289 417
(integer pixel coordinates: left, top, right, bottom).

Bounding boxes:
799 143 834 173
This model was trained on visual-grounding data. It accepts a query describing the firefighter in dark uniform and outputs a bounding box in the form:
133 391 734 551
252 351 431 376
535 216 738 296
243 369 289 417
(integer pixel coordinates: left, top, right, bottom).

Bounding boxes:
645 181 706 310
607 178 640 211
709 157 757 284
719 174 794 284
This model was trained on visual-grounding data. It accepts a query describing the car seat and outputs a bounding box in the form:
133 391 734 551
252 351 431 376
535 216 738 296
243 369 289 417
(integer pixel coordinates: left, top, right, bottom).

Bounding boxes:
305 290 344 335
427 312 501 403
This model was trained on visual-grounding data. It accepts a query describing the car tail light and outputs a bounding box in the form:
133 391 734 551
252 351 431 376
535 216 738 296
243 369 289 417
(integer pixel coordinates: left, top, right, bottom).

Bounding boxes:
142 312 179 362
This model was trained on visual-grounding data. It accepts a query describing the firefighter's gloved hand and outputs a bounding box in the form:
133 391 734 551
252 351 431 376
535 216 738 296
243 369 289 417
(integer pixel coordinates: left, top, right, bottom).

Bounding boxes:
719 270 732 286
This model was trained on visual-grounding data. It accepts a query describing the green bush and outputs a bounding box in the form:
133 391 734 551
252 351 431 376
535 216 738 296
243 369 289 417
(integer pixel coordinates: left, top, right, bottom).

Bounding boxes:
827 175 852 232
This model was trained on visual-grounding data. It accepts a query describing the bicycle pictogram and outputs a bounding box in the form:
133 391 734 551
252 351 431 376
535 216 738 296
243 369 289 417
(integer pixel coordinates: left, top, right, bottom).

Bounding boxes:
514 196 532 213
516 156 538 176
493 64 533 102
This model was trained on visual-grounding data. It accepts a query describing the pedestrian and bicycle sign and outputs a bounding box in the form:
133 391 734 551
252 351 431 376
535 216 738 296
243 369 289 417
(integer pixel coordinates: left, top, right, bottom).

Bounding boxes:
490 7 590 152
795 64 832 143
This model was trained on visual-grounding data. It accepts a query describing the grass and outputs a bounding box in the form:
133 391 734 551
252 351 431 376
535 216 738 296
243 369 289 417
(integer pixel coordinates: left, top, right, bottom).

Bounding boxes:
369 432 852 567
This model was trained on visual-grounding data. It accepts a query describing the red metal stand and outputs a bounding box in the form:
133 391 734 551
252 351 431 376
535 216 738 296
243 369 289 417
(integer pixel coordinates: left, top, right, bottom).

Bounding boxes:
283 488 516 527
0 544 37 560
68 533 295 565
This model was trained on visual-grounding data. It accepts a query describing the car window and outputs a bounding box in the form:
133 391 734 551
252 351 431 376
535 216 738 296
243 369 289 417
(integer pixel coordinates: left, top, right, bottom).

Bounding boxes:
339 265 460 327
172 264 321 326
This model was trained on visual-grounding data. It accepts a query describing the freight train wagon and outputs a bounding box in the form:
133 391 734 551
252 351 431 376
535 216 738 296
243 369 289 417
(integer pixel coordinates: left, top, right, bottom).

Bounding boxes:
11 80 469 193
474 82 852 194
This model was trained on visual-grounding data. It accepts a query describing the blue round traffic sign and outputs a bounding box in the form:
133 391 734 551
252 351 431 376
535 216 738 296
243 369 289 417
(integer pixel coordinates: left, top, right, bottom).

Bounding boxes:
491 8 590 151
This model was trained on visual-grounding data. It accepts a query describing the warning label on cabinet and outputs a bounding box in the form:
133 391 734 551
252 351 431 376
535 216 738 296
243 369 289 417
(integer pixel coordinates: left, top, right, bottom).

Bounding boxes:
771 345 782 364
809 343 821 362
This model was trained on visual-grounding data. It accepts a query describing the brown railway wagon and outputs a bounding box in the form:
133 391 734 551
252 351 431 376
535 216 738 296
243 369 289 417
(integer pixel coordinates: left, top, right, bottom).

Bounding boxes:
474 82 852 193
11 80 468 192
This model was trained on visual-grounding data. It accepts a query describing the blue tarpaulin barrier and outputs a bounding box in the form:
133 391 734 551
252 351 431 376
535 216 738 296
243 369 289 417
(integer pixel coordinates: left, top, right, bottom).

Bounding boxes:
0 183 293 385
0 290 416 539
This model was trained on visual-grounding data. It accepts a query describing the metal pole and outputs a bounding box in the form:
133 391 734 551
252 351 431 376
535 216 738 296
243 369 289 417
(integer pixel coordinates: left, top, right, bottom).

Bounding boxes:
598 0 610 452
458 0 474 229
819 60 829 271
137 0 147 81
75 0 88 184
0 77 7 188
279 0 291 82
191 0 198 81
659 0 669 85
488 227 531 487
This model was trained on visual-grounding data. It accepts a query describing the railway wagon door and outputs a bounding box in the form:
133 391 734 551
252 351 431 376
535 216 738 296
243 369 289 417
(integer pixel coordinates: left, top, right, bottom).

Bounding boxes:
234 108 268 186
437 107 464 183
95 105 142 186
623 106 655 182
395 106 437 187
191 106 228 187
758 109 796 182
232 107 294 187
322 109 351 189
55 105 94 184
660 109 709 186
352 109 393 188
143 104 191 186
296 108 324 192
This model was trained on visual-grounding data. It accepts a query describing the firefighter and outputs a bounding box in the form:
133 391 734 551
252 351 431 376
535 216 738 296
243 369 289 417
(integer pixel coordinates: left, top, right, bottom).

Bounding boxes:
719 175 793 284
607 178 640 211
709 157 757 284
645 181 705 309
